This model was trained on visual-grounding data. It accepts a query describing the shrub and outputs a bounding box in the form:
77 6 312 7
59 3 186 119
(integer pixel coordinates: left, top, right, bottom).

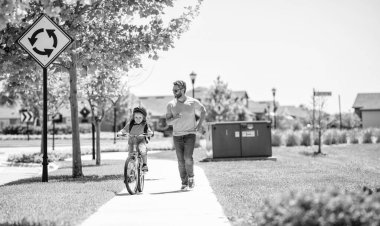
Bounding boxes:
2 124 34 135
348 129 360 144
255 187 380 226
271 131 282 147
323 130 339 145
362 129 373 144
7 152 71 163
285 132 300 147
337 130 348 144
374 129 380 143
300 131 312 146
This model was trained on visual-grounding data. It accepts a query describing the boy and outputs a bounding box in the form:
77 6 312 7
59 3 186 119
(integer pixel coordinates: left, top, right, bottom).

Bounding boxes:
117 107 153 172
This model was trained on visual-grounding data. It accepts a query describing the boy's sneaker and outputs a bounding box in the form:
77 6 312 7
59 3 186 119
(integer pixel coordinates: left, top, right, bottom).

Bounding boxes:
188 177 195 189
181 184 188 190
142 164 148 172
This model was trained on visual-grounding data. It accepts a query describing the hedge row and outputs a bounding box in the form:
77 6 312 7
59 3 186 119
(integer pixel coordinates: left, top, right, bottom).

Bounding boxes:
2 123 92 135
272 128 380 147
254 187 380 225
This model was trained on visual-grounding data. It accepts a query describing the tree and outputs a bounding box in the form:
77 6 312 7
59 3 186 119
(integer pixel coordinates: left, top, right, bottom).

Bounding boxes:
1 0 203 177
313 95 330 154
80 68 124 165
203 76 250 122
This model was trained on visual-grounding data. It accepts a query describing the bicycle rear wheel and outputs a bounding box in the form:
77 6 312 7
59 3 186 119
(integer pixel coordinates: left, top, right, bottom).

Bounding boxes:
124 156 138 195
137 162 145 192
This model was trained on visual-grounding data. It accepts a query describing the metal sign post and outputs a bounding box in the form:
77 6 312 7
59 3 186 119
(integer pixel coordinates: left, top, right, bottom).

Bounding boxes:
17 14 74 182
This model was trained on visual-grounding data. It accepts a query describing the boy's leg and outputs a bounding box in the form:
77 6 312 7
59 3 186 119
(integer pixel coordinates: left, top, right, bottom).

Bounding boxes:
173 136 188 186
138 143 148 165
128 144 134 158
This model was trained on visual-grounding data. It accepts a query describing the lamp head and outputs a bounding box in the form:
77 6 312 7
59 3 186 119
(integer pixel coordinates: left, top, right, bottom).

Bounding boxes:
189 71 197 83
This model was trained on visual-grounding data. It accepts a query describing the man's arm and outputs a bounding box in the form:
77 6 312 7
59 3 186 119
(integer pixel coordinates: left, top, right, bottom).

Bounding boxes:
195 104 206 132
166 104 181 125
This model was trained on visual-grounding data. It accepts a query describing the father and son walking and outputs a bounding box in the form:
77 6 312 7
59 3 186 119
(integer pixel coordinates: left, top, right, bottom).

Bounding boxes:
118 80 206 191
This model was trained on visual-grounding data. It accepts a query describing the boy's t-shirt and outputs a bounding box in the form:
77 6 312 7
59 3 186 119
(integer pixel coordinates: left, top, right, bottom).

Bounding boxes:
120 122 153 144
167 96 203 136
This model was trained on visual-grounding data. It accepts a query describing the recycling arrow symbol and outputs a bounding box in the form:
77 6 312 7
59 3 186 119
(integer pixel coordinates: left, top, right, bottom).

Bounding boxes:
28 28 57 57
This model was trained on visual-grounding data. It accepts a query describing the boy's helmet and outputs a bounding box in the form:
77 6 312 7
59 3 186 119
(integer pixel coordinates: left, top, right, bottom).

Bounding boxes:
133 107 147 117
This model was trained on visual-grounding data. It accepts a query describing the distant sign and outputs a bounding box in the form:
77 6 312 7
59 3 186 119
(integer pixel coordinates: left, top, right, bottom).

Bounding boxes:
17 14 74 68
52 113 62 122
80 107 90 118
215 103 225 115
314 91 332 96
20 109 34 123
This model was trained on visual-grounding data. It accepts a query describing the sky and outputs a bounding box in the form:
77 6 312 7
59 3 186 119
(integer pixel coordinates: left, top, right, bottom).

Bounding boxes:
129 0 380 114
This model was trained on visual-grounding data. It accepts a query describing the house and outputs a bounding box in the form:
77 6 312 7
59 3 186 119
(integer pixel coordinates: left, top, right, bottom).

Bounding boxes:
352 93 380 128
276 105 310 120
137 95 173 134
0 102 21 130
248 101 269 120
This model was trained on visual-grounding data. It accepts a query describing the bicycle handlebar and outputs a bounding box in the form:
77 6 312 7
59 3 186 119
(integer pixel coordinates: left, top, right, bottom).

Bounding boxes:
117 133 150 138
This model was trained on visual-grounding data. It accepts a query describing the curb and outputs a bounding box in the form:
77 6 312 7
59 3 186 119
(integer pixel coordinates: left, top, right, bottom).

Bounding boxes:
0 161 59 170
200 156 277 162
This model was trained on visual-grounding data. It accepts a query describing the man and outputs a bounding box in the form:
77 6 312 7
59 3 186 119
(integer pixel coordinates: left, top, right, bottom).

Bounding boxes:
166 80 206 190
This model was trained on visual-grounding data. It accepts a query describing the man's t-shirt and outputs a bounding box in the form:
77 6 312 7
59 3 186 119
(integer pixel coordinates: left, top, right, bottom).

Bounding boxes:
167 96 203 136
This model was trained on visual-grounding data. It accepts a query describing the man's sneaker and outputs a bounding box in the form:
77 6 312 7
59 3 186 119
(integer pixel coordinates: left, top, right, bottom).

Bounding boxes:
181 184 188 190
142 164 148 172
188 177 195 189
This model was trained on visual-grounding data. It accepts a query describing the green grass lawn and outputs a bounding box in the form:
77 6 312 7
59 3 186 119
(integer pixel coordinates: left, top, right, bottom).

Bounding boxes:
0 160 125 226
1 143 379 226
151 143 380 225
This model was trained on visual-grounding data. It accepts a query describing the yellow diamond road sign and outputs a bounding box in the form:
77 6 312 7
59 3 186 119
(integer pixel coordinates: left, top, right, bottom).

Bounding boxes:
17 14 74 68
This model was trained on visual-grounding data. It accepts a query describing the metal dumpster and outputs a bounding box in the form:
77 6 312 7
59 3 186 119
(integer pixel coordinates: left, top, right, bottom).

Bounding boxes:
205 121 272 159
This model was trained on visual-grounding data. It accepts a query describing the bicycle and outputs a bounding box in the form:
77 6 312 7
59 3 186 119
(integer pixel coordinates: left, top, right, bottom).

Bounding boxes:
117 133 148 195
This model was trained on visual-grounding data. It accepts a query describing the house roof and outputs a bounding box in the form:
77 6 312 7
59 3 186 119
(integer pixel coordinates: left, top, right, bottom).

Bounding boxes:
231 90 249 99
138 95 173 117
248 101 268 114
186 87 249 100
276 105 309 119
353 93 380 110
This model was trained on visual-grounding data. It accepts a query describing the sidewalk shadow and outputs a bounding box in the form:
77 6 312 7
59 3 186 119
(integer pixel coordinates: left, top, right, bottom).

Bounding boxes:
150 189 190 195
1 174 123 187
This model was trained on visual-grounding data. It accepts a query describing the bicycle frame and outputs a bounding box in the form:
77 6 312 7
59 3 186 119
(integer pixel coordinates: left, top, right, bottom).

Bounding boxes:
119 134 147 195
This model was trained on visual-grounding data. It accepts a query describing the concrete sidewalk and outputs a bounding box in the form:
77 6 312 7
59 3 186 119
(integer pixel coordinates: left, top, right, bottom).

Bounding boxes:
80 157 231 226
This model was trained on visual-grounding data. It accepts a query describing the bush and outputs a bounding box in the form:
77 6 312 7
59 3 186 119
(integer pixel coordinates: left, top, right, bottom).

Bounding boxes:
2 123 93 135
362 129 373 144
300 131 312 146
7 152 71 163
271 131 282 147
323 129 339 145
285 132 300 147
255 187 380 226
338 130 348 144
2 124 34 135
374 129 380 143
348 129 360 144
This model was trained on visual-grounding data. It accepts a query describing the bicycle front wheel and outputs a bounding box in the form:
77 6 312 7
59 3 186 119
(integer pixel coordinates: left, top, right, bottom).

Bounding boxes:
137 162 145 192
124 156 138 195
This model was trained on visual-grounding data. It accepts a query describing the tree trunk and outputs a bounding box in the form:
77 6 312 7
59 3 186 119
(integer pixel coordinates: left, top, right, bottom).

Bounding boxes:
95 119 102 165
69 62 83 177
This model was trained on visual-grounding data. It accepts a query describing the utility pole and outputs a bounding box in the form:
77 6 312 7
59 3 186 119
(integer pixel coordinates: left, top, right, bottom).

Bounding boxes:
312 89 315 130
339 95 342 130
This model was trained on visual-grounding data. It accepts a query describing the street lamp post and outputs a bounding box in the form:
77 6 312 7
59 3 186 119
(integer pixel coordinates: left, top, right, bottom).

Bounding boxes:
272 88 276 129
189 71 197 98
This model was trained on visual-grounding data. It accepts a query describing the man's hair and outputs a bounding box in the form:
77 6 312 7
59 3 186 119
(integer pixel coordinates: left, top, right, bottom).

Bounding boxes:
173 80 186 93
